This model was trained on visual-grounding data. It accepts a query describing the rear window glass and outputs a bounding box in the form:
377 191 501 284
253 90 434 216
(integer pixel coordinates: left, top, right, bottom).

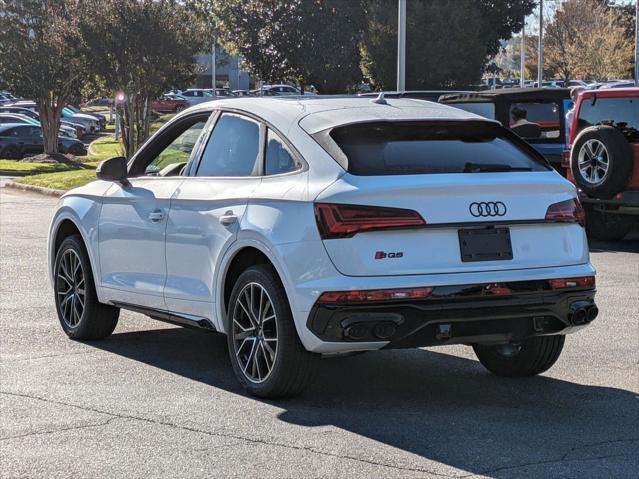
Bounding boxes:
509 102 561 141
328 121 549 176
447 102 495 119
577 97 639 142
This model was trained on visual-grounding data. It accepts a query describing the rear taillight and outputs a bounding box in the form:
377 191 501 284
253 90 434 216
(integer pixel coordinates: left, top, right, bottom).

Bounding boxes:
548 276 595 289
545 198 585 226
314 203 425 239
318 287 433 303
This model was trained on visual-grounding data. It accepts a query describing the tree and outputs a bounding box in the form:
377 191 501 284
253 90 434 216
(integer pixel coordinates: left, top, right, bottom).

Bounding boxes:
575 4 634 81
0 0 86 157
545 0 634 82
293 1 364 93
79 0 208 158
213 0 363 93
360 0 536 89
544 0 583 82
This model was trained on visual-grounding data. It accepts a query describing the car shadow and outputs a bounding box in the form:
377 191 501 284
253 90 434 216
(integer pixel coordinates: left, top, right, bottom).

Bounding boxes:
588 229 639 253
87 327 639 476
589 235 639 254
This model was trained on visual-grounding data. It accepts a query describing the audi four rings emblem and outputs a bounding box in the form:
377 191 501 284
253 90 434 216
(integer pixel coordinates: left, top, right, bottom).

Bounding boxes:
469 201 507 217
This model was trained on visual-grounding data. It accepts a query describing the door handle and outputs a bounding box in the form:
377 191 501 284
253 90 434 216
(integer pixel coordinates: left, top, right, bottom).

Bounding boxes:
219 211 238 226
148 209 164 222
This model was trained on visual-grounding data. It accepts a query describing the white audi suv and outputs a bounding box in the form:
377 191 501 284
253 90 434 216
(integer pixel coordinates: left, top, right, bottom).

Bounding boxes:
48 96 597 397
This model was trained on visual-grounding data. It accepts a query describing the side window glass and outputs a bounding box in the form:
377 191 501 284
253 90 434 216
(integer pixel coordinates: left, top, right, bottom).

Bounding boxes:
509 102 561 140
265 129 300 175
196 113 260 177
145 120 206 176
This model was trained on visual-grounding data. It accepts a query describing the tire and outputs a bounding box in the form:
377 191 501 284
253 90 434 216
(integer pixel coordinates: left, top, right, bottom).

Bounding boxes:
226 264 318 398
473 335 565 377
174 105 185 113
3 146 21 159
571 126 632 199
585 207 631 241
53 235 119 340
68 144 87 156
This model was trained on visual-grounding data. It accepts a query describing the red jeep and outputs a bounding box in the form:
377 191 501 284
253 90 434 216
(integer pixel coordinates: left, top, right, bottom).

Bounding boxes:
566 88 639 241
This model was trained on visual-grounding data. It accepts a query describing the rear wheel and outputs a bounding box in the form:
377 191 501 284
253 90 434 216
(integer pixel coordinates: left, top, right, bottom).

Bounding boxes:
585 207 631 241
54 235 119 339
473 335 565 377
226 265 318 398
174 105 185 113
67 144 86 156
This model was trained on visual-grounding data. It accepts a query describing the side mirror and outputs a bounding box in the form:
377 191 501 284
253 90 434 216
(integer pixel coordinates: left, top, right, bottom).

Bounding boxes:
96 156 129 185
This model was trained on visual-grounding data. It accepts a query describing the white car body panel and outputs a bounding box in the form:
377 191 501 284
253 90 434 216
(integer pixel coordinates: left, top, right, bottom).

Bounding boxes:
164 177 259 320
97 177 184 310
48 97 596 356
47 180 115 297
315 171 588 276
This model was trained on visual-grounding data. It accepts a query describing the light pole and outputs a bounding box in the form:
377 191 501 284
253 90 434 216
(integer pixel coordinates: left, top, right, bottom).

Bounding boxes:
634 0 638 86
397 0 406 92
520 19 526 88
211 40 216 97
537 0 544 86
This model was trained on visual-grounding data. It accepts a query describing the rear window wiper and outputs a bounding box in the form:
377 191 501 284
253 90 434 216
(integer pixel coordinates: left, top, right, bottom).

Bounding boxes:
463 162 533 173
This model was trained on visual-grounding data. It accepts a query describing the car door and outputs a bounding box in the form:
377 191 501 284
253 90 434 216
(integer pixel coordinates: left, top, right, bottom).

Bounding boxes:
17 125 43 155
155 96 168 112
164 112 262 325
97 113 210 310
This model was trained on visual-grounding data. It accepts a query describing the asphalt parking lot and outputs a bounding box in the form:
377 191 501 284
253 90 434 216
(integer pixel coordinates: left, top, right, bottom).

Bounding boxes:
1 187 637 479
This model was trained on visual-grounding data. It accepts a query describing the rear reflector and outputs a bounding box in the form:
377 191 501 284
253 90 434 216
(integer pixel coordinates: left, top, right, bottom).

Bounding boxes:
545 198 585 226
318 287 433 303
548 276 595 289
314 203 425 239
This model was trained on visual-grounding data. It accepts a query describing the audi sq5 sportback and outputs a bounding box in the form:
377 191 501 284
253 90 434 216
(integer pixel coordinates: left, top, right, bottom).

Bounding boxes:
48 97 597 398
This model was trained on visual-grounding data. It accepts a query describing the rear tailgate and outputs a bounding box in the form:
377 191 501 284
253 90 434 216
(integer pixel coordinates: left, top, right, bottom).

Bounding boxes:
315 172 587 276
311 119 587 277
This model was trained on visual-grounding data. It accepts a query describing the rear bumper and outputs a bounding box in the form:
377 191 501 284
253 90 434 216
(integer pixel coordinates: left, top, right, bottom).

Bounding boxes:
307 280 596 349
580 190 639 215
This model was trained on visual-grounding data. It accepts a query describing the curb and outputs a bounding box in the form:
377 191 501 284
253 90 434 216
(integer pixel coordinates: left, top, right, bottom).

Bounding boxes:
3 181 64 197
0 170 29 177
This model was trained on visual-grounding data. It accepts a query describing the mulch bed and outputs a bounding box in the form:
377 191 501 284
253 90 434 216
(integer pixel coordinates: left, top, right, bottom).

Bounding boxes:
19 153 89 165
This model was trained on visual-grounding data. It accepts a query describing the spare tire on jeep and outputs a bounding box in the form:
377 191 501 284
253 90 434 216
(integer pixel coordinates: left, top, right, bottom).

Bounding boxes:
571 126 633 199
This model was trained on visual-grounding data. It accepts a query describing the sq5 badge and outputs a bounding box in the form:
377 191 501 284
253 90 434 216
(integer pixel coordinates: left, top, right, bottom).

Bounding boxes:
374 251 403 259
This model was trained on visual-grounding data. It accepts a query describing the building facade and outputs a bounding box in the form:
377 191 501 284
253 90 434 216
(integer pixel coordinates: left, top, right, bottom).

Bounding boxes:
193 47 251 91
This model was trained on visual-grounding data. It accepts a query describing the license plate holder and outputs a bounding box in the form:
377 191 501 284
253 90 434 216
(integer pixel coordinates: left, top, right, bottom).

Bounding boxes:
458 227 513 262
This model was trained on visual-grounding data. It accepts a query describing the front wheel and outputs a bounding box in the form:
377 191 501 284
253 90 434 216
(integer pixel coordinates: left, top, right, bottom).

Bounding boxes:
473 335 565 377
3 146 21 159
226 265 318 398
54 235 119 339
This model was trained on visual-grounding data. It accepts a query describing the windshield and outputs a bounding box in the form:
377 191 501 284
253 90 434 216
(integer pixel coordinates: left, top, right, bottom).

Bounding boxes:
327 121 549 175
